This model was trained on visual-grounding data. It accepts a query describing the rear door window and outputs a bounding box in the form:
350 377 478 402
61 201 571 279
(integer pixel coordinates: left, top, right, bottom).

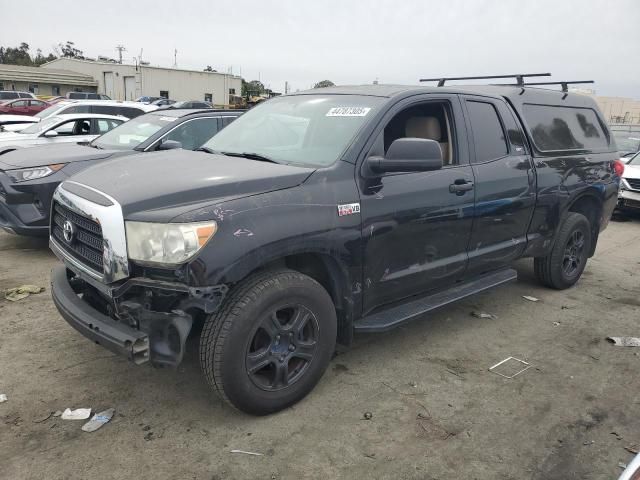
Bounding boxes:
161 117 220 150
466 100 508 163
121 107 143 118
64 104 91 114
523 104 609 152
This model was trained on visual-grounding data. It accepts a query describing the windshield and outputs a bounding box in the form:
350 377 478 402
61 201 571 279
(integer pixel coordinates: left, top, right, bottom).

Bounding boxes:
202 95 384 167
35 103 67 119
612 130 640 154
628 151 640 165
92 114 173 150
20 116 61 134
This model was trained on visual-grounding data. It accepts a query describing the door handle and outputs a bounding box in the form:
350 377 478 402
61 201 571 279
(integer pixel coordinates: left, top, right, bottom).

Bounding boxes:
449 180 474 195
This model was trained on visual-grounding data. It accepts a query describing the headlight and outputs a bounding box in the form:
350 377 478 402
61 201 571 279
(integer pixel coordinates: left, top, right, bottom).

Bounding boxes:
126 221 217 265
7 163 66 183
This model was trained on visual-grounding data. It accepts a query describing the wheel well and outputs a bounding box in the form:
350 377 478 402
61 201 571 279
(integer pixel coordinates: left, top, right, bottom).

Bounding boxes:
253 253 353 346
567 194 601 256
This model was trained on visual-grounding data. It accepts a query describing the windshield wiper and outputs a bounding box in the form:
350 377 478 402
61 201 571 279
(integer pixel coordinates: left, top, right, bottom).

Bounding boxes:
195 146 219 154
222 151 280 164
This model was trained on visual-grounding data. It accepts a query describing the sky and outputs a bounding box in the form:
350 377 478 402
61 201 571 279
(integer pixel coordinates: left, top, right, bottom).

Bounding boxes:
2 0 638 97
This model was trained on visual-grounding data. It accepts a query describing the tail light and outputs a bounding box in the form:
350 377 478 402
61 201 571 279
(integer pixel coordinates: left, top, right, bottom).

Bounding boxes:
613 159 625 177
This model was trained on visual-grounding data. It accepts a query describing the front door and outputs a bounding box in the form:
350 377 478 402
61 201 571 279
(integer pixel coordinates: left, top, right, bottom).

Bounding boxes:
461 96 536 275
359 95 475 314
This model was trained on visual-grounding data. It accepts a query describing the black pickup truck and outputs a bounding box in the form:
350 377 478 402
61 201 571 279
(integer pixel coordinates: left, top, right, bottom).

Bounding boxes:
49 84 622 415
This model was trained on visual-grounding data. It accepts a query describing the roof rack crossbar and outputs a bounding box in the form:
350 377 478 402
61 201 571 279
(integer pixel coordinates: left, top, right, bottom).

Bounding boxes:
419 73 551 87
513 80 595 92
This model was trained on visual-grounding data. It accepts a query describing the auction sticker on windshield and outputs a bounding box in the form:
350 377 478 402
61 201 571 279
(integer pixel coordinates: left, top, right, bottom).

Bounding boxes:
326 107 371 117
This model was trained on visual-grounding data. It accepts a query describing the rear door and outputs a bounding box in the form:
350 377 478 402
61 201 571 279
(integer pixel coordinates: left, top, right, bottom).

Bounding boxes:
11 100 30 115
462 95 536 274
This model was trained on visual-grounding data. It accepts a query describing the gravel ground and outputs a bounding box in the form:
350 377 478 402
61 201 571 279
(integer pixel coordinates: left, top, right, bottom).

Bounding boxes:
0 219 639 480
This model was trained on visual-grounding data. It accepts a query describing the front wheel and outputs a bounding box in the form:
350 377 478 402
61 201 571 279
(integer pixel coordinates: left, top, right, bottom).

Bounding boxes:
534 212 592 290
199 270 337 415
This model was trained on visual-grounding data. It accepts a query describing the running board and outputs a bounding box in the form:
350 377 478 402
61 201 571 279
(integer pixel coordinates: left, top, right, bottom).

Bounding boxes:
354 268 517 333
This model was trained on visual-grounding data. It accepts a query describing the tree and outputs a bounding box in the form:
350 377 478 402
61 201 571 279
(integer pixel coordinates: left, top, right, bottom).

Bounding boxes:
314 80 335 88
59 41 83 59
0 43 33 66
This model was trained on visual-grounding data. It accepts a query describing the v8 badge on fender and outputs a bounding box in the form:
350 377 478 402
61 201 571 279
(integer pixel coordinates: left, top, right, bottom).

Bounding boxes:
338 203 361 217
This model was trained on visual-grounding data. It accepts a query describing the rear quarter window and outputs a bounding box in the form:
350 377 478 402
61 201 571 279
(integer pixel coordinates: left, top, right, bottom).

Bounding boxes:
523 104 609 153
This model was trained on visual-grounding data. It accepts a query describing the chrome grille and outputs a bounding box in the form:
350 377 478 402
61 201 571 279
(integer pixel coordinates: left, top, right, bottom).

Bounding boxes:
626 178 640 191
52 202 104 273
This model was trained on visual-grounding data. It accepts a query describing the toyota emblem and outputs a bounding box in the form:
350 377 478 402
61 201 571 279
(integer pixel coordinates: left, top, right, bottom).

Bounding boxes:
62 220 75 244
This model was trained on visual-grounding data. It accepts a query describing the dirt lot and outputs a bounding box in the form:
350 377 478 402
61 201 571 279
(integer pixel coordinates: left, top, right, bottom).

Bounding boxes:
0 219 639 480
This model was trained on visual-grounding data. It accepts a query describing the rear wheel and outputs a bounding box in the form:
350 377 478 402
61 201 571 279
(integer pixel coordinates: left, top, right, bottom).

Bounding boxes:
534 212 592 290
199 270 337 415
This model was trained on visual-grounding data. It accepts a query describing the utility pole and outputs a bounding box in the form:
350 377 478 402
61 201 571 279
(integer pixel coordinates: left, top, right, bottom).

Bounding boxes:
173 49 177 67
115 45 126 64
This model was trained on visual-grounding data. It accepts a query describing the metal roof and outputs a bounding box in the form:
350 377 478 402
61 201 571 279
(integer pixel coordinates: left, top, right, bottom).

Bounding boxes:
0 64 98 87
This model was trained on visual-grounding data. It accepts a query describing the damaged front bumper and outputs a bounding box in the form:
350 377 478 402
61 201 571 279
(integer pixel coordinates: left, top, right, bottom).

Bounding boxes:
50 264 227 367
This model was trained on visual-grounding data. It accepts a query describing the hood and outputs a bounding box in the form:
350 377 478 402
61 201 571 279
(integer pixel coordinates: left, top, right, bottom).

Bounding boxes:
0 131 30 142
0 114 39 124
623 163 640 180
65 150 316 220
0 143 120 169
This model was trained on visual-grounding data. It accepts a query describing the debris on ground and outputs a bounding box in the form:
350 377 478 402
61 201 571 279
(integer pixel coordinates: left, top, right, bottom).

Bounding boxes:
471 311 495 319
607 337 640 347
408 381 417 388
52 410 62 417
4 285 45 302
522 295 539 302
0 394 7 403
489 356 532 379
33 412 54 423
553 321 561 326
363 412 373 420
619 462 628 469
230 450 264 456
60 408 91 420
626 444 640 454
81 408 114 432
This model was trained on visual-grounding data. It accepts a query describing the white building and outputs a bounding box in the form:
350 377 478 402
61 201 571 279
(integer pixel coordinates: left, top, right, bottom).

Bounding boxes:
42 58 242 106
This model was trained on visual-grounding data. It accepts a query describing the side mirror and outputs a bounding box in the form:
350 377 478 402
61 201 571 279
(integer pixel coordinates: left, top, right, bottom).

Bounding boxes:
366 138 443 174
43 130 58 138
158 139 182 151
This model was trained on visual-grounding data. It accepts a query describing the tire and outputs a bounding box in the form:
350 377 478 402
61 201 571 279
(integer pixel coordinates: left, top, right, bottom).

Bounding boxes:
534 212 592 290
199 269 337 415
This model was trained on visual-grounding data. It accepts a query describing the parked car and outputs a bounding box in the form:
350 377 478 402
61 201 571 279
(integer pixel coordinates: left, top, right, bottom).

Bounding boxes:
618 451 640 480
0 91 36 100
617 150 640 215
0 113 125 155
0 98 50 116
48 84 621 415
135 96 162 104
611 126 640 157
150 98 176 107
0 108 241 235
168 100 213 109
4 100 156 132
66 92 111 100
44 96 67 104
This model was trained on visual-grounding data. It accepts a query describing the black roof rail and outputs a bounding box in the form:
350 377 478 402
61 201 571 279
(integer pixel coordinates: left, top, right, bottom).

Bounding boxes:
419 73 551 87
509 80 595 92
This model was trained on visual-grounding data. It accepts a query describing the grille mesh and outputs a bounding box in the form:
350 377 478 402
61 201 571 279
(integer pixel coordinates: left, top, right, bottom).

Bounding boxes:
52 202 104 273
